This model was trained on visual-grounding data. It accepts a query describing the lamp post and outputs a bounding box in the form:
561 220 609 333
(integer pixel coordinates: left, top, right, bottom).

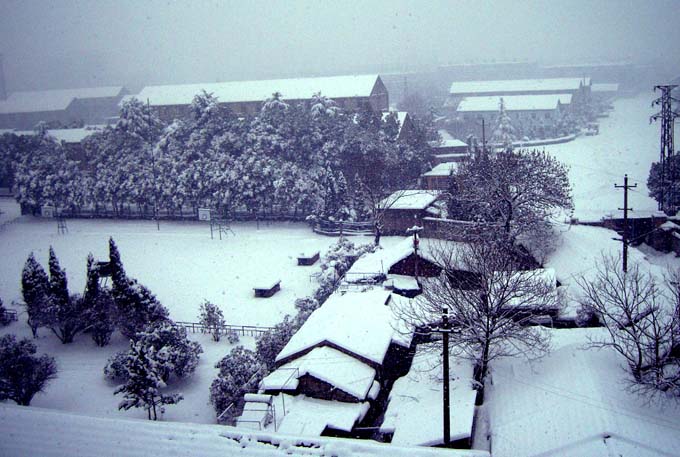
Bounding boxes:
406 224 423 280
430 307 453 446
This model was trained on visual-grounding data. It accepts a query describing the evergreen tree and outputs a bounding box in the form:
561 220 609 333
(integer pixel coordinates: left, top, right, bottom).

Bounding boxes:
490 98 517 151
114 340 183 420
135 321 202 381
109 238 170 338
21 253 50 337
45 247 89 343
84 254 116 346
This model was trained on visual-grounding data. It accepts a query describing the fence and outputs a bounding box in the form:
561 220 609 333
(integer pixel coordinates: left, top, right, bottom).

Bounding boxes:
313 219 373 236
175 321 275 337
0 309 17 323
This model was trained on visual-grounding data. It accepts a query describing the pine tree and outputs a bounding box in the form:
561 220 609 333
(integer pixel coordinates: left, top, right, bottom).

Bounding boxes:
491 98 517 151
46 247 89 343
21 253 50 337
114 340 182 420
84 254 116 346
109 238 170 338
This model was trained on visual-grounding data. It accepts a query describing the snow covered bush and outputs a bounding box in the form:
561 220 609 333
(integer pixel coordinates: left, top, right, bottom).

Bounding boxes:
106 321 202 383
210 347 265 416
0 334 57 406
198 300 226 342
114 340 183 421
0 298 16 326
104 351 128 381
21 252 51 337
225 329 240 344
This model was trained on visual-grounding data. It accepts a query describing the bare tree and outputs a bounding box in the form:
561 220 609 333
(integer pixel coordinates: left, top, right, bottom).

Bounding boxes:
576 254 680 397
450 148 573 246
396 240 558 400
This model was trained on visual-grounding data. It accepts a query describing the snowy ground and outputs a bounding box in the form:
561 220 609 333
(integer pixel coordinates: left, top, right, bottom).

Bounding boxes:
543 93 679 222
0 201 404 425
487 327 680 457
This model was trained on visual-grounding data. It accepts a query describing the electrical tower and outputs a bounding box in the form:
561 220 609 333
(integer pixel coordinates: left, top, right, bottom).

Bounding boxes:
650 85 679 212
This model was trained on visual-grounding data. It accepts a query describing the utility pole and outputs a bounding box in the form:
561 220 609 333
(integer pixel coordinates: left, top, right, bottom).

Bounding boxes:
430 307 452 446
481 118 487 153
615 174 637 273
650 85 679 213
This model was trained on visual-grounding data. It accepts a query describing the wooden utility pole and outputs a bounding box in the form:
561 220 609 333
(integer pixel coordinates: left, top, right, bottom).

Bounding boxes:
430 307 452 446
148 98 159 231
615 174 637 273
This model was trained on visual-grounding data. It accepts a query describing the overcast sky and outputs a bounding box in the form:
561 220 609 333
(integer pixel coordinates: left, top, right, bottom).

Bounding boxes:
1 0 678 92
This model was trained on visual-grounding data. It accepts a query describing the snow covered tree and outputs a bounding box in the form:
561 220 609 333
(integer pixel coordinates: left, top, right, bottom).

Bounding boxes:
109 238 170 338
310 92 340 118
648 154 680 212
114 340 183 420
21 252 51 337
256 315 298 371
84 254 116 346
44 247 89 343
198 300 226 342
135 321 202 381
105 321 202 383
490 98 517 150
0 334 57 406
577 254 680 397
395 240 557 402
451 148 572 246
210 347 265 416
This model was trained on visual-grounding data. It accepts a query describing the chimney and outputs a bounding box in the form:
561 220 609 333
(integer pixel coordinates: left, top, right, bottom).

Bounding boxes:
0 54 6 100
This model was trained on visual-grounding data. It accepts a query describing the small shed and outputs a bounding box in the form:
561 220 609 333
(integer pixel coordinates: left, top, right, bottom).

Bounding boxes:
379 190 442 235
421 162 459 191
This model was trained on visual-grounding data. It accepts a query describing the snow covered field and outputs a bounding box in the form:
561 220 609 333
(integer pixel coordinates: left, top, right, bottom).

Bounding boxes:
543 93 679 222
0 203 399 424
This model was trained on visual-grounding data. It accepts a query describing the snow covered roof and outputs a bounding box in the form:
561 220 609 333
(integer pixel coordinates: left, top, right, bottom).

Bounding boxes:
379 190 441 210
347 237 436 282
591 83 620 92
422 162 459 177
659 221 680 231
430 138 468 149
449 78 590 96
0 404 488 457
263 346 377 401
457 94 572 113
275 394 370 437
48 127 101 143
137 74 381 106
0 86 125 114
275 288 399 366
381 347 477 446
489 329 680 457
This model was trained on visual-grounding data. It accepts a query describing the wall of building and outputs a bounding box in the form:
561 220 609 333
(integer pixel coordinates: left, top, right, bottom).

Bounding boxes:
297 374 362 403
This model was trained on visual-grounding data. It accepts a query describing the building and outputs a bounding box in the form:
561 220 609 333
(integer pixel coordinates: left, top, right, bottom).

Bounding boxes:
381 111 415 142
448 77 591 100
255 287 415 437
136 74 389 122
0 86 127 129
455 94 572 135
421 162 459 191
379 190 443 235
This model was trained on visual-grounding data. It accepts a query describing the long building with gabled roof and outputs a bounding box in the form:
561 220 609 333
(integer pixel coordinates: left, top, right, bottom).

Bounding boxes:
136 74 389 121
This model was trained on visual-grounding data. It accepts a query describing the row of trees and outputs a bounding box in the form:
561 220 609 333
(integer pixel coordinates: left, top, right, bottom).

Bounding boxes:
6 92 433 222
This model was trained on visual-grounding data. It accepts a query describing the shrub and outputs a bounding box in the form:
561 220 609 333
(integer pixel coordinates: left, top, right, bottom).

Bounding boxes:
0 334 57 405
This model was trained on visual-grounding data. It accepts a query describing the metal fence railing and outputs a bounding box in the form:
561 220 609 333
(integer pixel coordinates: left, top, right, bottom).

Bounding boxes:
175 321 275 337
